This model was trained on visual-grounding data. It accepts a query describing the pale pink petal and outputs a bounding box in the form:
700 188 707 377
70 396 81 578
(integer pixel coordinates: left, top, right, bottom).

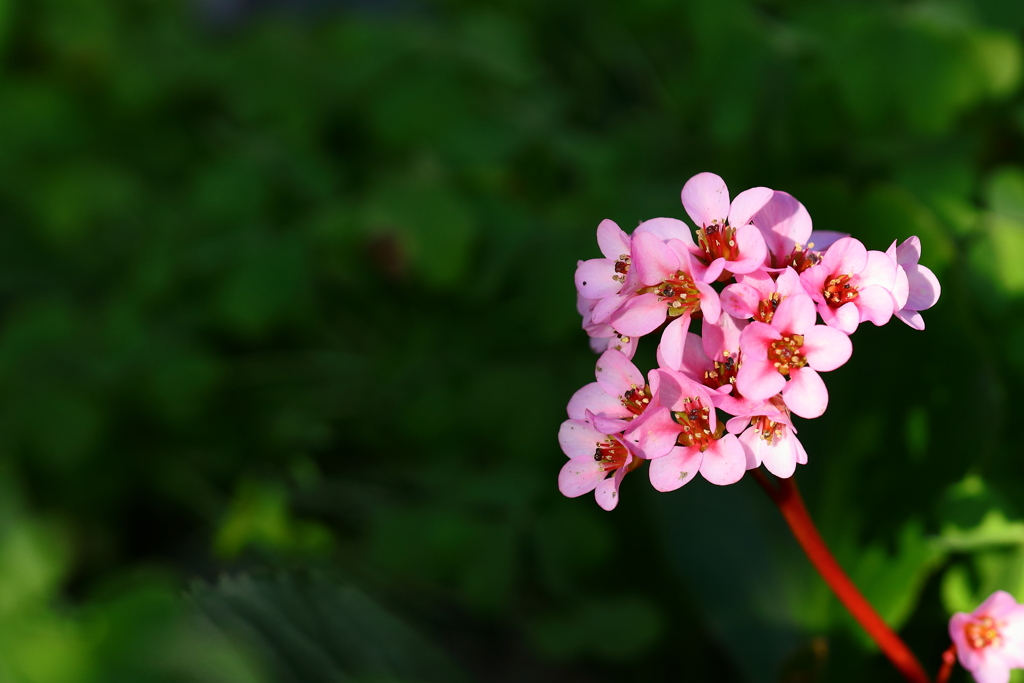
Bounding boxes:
859 250 897 289
632 231 679 286
648 447 703 492
739 321 781 361
736 359 786 401
681 172 730 228
622 406 679 460
699 435 747 485
592 291 629 324
649 368 685 409
655 317 687 371
977 591 1020 619
607 333 638 359
772 294 817 334
759 431 799 479
895 235 922 264
794 433 808 464
891 263 910 311
588 336 610 353
558 458 606 497
558 419 605 459
595 348 645 397
735 269 776 298
696 257 727 284
635 217 696 247
951 613 978 671
610 293 666 337
575 258 622 299
720 283 760 320
595 464 629 511
822 236 867 275
801 325 853 371
799 264 829 304
895 309 925 330
753 191 812 258
702 313 744 360
819 300 860 334
737 428 762 468
775 267 804 299
596 219 630 260
782 367 828 419
726 224 769 274
856 285 895 326
808 230 846 251
904 263 941 311
592 415 630 434
968 655 1012 683
567 382 629 420
697 281 721 324
728 187 774 227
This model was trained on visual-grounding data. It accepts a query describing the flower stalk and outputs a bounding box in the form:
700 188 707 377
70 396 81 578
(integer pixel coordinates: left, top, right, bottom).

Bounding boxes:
752 470 931 683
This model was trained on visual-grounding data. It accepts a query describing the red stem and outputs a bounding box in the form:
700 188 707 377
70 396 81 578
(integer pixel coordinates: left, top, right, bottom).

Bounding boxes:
936 644 957 683
753 470 931 683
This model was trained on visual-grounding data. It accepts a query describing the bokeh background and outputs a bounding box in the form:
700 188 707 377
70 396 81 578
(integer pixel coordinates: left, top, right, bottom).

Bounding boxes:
1 0 1023 681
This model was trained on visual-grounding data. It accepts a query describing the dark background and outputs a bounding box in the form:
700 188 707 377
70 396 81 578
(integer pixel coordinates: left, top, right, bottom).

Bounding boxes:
0 0 1022 681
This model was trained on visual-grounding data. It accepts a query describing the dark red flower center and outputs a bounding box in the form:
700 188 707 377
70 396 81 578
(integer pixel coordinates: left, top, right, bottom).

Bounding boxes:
756 293 781 323
964 616 1001 650
637 271 701 318
593 438 630 472
823 273 858 309
777 244 822 273
697 222 739 262
702 352 738 391
750 415 784 445
622 384 652 417
768 335 806 376
612 254 631 283
671 397 720 452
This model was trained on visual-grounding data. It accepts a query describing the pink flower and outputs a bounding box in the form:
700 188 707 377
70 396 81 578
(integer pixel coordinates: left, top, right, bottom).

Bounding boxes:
720 267 805 324
735 294 852 419
577 294 638 357
950 591 1024 683
800 236 897 334
558 416 642 511
886 236 941 330
726 397 807 478
624 370 747 489
681 172 772 282
574 219 634 301
567 349 653 429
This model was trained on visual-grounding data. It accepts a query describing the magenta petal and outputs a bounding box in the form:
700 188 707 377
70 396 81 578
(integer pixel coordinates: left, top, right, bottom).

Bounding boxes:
822 237 867 275
595 465 628 510
728 187 774 227
697 281 721 324
782 367 828 419
575 258 621 299
736 359 786 401
649 447 703 492
699 435 747 485
772 294 817 334
596 219 630 260
720 282 761 321
681 172 730 227
595 348 645 397
567 382 629 420
611 293 667 337
558 458 606 497
632 231 680 286
856 285 895 326
635 217 695 247
801 325 852 371
905 263 941 310
623 406 679 459
558 419 605 459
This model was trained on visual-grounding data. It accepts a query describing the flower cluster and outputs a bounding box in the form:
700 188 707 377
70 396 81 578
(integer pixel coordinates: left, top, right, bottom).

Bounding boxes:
950 591 1024 683
559 173 940 510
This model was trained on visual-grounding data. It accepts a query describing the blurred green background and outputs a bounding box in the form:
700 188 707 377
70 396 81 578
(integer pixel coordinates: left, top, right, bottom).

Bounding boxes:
0 0 1023 681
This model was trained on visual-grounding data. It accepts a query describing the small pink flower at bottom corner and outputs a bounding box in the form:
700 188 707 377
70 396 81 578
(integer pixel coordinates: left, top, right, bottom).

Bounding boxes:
950 590 1024 683
557 419 643 511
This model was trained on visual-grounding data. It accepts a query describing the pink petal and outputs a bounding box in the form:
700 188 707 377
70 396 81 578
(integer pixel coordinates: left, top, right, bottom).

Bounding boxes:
635 217 696 247
799 264 829 304
739 321 781 361
859 250 897 289
775 267 804 299
622 406 679 460
575 258 622 299
856 285 895 326
595 464 629 510
648 446 703 492
610 293 667 337
736 359 786 401
895 235 922 265
697 281 721 324
904 263 941 311
725 224 769 274
720 283 760 319
772 294 817 334
808 230 847 251
681 172 730 228
728 187 774 227
632 231 680 286
699 435 747 485
782 367 828 419
895 309 925 330
759 431 800 479
736 427 761 468
607 333 638 359
977 591 1020 619
591 291 629 324
595 348 645 397
801 325 852 371
822 236 867 275
592 414 630 434
702 313 744 361
567 382 629 420
558 419 605 459
655 317 686 371
696 257 727 284
891 263 910 310
558 458 606 497
819 300 860 334
754 191 812 258
596 219 630 260
967 655 1012 683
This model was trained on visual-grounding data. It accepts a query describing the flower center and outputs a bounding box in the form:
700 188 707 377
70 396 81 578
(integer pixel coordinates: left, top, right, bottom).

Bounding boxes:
777 243 821 273
697 222 739 262
637 271 701 318
612 254 631 283
671 398 719 452
823 273 858 309
756 293 781 323
621 384 652 417
768 335 806 376
593 438 630 472
702 351 739 390
750 415 784 445
964 616 1002 650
